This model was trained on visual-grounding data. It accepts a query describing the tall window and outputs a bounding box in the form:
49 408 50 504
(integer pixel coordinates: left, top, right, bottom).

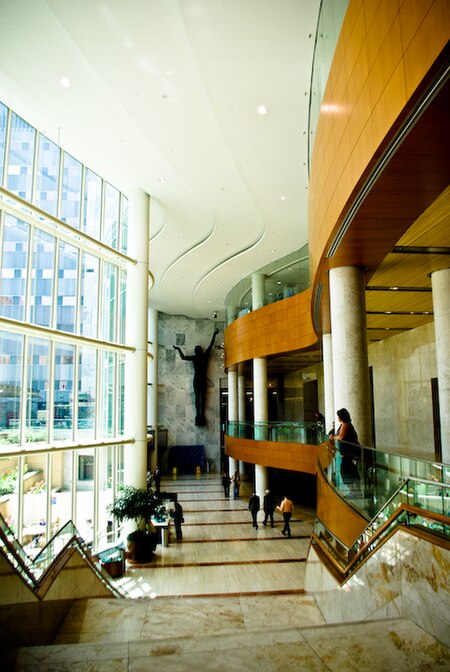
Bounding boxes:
77 347 96 437
57 241 78 333
83 168 101 239
53 343 74 441
0 215 29 322
7 113 35 202
60 152 82 229
35 134 60 216
30 228 55 328
0 331 23 438
101 262 116 342
0 102 7 185
103 182 119 249
80 252 99 338
26 337 50 443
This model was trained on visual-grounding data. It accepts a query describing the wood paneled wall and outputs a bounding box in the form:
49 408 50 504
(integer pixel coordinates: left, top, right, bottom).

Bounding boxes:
316 468 368 547
224 289 317 369
308 0 450 297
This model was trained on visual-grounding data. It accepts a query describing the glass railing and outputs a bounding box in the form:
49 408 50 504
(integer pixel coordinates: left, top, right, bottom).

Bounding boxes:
319 438 448 521
226 421 323 445
313 476 449 578
224 245 310 326
0 512 126 597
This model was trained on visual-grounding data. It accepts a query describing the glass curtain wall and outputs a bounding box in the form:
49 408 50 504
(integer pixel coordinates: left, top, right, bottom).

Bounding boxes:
0 99 133 552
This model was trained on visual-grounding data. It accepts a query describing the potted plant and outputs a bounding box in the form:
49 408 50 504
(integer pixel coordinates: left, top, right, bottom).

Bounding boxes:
108 485 164 563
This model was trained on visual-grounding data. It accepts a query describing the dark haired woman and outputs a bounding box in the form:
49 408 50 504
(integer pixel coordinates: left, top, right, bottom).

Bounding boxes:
330 408 361 491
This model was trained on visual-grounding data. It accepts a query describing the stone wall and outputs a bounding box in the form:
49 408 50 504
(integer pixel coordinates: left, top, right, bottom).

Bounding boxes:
157 313 225 474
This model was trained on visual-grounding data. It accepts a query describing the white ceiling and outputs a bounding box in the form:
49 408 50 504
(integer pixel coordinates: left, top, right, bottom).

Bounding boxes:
0 0 320 319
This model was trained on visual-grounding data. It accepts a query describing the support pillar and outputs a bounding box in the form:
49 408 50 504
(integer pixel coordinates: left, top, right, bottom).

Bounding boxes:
253 357 268 498
431 267 450 462
329 266 372 446
124 188 150 489
322 332 334 434
227 365 238 475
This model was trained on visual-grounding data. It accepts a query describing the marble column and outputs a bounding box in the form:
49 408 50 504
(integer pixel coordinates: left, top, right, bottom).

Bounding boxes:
124 188 149 489
252 272 266 310
322 332 334 434
253 357 269 499
431 267 450 462
329 266 372 446
227 365 238 475
148 306 158 471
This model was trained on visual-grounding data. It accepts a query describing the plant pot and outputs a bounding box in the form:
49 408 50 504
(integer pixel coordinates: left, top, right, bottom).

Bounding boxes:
126 532 157 563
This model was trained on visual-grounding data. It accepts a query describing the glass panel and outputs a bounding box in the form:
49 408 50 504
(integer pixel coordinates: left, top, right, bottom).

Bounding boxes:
77 346 96 438
79 252 99 338
22 454 47 557
26 337 50 443
0 102 8 185
76 448 94 544
119 269 126 344
7 112 36 201
117 444 124 488
30 228 55 328
121 196 128 254
118 354 125 435
0 214 29 321
0 331 23 444
101 262 116 342
60 152 82 229
99 351 114 437
56 240 78 333
35 134 60 216
103 182 119 249
98 445 114 547
83 168 101 239
50 450 72 535
53 343 74 441
0 456 19 536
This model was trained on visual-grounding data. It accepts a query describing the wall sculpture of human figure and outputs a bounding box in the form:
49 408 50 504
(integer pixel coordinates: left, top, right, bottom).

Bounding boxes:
173 328 219 426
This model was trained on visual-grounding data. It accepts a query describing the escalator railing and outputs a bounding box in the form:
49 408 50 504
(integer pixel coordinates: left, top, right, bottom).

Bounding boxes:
313 437 449 582
0 513 127 599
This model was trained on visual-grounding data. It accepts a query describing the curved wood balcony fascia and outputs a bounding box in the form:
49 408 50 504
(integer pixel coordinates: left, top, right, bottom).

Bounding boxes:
224 289 317 370
224 435 318 475
308 0 450 335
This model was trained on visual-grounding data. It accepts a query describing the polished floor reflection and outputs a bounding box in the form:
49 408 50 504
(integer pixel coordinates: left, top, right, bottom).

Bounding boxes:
6 475 450 671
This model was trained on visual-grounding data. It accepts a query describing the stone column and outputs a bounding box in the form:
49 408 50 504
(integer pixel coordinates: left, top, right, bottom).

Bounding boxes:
431 267 450 462
329 266 372 446
252 272 265 310
227 365 238 475
148 306 158 471
322 332 334 434
253 357 269 499
124 188 150 489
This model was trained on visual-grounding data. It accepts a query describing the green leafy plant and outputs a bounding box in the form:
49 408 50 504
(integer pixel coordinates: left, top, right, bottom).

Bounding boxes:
108 485 163 536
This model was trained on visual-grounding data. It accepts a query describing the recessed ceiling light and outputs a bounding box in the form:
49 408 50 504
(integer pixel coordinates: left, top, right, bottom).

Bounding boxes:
158 176 167 182
279 195 287 201
256 105 268 115
60 76 71 88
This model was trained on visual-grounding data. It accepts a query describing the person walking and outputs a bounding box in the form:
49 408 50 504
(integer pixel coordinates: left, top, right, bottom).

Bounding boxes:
222 472 231 498
231 470 241 499
248 491 260 529
153 466 162 495
277 495 294 538
262 488 276 527
171 500 184 541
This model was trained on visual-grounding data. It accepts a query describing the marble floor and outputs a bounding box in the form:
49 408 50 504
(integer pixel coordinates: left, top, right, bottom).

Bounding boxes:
4 475 450 671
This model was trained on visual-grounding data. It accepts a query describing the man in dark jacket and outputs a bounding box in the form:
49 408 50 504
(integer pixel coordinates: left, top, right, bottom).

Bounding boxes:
262 489 276 527
248 491 260 529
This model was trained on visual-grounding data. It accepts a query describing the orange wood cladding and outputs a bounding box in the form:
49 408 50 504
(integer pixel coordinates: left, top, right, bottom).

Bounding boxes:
224 289 317 369
308 0 450 329
225 435 318 475
316 468 368 547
